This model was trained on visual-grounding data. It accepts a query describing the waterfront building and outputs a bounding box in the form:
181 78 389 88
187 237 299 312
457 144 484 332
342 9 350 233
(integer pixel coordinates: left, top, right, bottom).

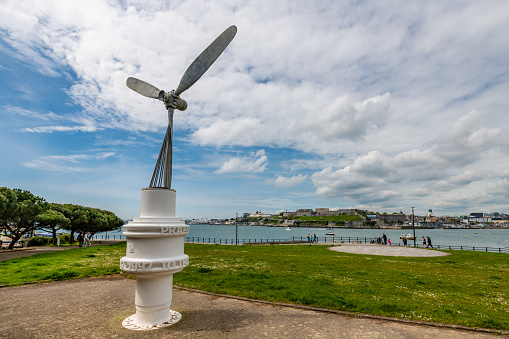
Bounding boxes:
249 211 272 218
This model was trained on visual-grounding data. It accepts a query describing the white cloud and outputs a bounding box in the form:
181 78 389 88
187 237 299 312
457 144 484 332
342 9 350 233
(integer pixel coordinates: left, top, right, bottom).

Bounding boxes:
216 149 268 174
310 108 509 210
1 1 509 216
275 174 307 188
3 105 103 133
23 152 115 172
431 170 484 191
0 1 393 153
193 118 265 147
21 125 99 133
434 110 508 166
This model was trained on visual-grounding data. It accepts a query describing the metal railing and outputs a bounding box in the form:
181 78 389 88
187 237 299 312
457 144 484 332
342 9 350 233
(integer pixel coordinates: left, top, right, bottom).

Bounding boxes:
92 234 123 240
183 236 367 245
90 234 509 253
398 243 509 253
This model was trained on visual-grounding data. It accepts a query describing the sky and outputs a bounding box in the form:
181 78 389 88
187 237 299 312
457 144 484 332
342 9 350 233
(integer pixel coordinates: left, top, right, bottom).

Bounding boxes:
1 0 509 220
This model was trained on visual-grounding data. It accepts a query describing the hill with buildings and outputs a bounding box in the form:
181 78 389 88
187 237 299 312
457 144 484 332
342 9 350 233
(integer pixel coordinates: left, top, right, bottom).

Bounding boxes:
187 208 509 229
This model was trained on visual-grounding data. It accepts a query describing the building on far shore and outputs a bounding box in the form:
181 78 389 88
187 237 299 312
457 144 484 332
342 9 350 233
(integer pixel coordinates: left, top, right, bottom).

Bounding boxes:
376 213 407 224
282 208 358 218
249 211 272 218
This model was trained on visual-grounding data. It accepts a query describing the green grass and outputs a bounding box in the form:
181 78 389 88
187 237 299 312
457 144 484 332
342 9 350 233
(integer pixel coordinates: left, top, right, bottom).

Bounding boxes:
0 243 508 331
176 244 509 330
0 244 125 285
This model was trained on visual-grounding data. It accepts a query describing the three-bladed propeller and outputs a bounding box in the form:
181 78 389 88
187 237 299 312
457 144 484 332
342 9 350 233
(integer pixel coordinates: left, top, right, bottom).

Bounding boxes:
126 25 237 188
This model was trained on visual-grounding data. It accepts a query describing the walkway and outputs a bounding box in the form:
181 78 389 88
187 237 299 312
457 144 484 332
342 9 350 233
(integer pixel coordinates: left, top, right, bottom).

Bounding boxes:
0 239 119 263
0 275 501 338
329 243 450 257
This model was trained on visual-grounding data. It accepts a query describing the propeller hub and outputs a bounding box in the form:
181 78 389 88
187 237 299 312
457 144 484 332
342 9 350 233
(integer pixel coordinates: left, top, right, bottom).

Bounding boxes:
163 91 187 111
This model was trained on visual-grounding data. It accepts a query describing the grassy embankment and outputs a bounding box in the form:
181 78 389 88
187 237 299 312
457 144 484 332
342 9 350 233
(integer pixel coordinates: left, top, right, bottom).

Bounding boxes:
0 242 508 330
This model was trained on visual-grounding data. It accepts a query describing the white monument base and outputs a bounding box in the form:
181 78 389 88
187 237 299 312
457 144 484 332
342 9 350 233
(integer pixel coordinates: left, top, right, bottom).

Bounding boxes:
122 310 182 331
120 188 189 330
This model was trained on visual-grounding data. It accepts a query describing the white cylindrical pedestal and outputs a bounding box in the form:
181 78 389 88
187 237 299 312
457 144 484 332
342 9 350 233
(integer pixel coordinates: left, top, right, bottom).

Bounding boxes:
134 275 173 325
120 188 189 330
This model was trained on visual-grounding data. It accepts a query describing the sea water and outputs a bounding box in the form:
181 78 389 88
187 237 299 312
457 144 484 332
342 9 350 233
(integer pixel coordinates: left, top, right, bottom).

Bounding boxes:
98 225 509 249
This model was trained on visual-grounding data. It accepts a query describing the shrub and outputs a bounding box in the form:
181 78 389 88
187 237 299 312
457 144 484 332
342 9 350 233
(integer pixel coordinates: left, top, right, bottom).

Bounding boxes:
27 236 52 246
58 233 72 245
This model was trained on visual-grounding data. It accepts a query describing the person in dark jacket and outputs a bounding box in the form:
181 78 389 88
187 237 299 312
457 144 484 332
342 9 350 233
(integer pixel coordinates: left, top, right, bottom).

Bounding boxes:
77 232 84 247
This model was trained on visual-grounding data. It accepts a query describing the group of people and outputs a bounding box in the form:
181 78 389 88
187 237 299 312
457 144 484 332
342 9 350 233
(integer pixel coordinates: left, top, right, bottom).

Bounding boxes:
382 233 391 246
372 233 391 245
304 232 433 248
307 233 318 244
378 233 433 248
422 236 433 248
402 235 433 248
77 232 92 248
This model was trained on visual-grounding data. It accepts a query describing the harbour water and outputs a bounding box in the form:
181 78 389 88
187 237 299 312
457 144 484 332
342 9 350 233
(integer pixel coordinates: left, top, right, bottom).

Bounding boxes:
99 225 509 250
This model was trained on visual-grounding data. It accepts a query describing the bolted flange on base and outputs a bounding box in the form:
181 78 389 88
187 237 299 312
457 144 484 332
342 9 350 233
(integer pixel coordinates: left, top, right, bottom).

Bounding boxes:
122 310 182 331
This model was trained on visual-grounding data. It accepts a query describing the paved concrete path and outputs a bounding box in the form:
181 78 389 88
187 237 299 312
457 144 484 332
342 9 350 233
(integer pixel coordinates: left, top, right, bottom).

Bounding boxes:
329 243 451 257
0 239 120 263
0 275 501 339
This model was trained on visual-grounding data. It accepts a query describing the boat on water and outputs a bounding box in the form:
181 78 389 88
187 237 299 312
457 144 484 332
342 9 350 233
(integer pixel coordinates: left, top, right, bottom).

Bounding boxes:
286 227 292 231
400 233 416 240
325 232 335 236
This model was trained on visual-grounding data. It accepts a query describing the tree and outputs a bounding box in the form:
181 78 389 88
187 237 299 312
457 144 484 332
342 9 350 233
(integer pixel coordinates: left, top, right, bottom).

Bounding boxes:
101 209 124 232
0 187 48 249
85 208 108 236
0 188 17 227
1 187 124 247
86 208 124 236
61 204 89 243
36 203 70 245
61 205 124 239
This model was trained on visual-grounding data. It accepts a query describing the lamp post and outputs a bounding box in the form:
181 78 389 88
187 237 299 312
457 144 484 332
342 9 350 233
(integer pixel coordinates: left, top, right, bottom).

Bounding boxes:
235 213 238 245
411 207 416 247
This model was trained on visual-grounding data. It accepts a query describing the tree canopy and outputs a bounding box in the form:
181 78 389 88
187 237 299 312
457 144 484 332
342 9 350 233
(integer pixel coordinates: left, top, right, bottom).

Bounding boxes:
0 187 124 248
0 187 47 249
36 204 70 245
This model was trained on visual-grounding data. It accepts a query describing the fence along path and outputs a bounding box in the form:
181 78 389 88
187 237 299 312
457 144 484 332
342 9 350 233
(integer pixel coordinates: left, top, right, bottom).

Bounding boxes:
91 234 508 253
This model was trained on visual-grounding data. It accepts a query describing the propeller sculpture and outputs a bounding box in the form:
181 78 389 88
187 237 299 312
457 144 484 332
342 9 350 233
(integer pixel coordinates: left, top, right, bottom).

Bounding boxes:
127 25 237 189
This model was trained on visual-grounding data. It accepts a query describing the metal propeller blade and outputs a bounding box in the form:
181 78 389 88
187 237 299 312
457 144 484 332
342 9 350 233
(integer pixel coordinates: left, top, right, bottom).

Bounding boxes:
175 25 237 96
126 77 163 99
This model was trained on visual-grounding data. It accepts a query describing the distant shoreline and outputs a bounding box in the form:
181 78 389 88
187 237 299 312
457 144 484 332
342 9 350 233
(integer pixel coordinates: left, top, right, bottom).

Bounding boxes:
202 224 509 230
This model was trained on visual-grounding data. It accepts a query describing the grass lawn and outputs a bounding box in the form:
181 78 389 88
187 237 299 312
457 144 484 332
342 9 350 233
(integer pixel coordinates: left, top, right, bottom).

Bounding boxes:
0 245 124 285
0 242 508 330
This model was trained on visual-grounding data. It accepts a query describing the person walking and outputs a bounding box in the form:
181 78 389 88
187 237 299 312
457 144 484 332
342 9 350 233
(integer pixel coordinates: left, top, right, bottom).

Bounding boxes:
387 239 391 246
427 236 433 248
84 232 91 247
77 232 84 248
382 233 387 245
422 236 426 248
313 233 317 243
307 233 311 244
